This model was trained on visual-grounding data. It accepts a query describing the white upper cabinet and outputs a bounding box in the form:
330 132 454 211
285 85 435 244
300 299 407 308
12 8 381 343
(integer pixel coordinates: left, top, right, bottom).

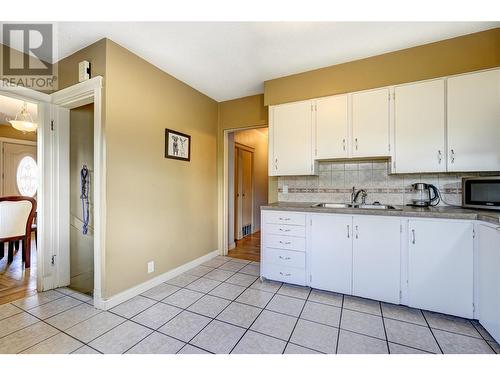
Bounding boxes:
269 100 315 176
314 95 349 159
447 69 500 172
308 214 353 294
352 88 390 158
408 219 474 318
393 79 446 173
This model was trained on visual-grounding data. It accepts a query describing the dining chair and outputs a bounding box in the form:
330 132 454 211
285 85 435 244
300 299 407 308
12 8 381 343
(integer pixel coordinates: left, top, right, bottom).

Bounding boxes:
0 196 37 268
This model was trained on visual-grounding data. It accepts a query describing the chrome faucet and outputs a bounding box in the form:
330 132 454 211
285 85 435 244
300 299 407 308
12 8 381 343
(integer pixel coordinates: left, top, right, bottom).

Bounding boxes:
351 186 368 205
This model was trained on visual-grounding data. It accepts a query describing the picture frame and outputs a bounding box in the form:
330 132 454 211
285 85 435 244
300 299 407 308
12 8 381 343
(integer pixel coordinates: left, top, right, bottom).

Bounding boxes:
165 128 191 161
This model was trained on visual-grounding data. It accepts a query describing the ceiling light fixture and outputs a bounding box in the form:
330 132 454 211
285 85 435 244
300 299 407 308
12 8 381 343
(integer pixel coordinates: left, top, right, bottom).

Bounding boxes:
9 102 37 132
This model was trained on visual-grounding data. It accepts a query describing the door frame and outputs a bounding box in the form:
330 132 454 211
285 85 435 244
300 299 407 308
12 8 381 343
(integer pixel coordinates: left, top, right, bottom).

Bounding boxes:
50 77 105 309
234 142 254 241
222 126 267 256
0 82 50 292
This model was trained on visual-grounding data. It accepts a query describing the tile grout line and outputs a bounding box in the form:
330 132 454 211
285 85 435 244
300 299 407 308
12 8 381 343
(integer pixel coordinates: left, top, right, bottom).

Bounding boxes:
421 310 444 354
334 294 345 354
379 301 391 354
283 287 313 354
226 280 291 354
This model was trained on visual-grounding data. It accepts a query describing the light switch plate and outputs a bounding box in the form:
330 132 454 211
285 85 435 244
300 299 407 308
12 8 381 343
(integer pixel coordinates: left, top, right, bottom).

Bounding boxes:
78 60 90 82
147 261 155 274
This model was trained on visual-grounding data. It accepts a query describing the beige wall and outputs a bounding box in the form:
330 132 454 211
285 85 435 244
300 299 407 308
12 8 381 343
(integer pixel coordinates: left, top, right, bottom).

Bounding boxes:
57 39 107 90
103 40 218 297
0 126 37 141
264 27 500 105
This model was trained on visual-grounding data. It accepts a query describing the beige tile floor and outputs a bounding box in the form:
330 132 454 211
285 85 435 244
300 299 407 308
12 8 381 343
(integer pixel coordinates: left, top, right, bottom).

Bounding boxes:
0 256 499 354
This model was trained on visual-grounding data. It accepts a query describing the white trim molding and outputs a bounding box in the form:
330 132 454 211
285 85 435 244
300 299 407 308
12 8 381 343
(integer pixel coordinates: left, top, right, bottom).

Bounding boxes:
49 77 105 308
97 250 219 310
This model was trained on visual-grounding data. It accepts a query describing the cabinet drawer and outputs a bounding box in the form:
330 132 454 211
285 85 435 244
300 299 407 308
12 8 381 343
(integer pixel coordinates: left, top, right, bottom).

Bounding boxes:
263 264 306 286
264 224 306 237
264 211 306 226
264 234 306 252
264 248 305 269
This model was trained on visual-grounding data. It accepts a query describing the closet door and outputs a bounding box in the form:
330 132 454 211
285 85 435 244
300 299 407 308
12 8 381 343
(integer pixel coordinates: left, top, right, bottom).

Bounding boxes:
447 69 500 172
352 88 390 158
393 79 446 173
315 95 349 159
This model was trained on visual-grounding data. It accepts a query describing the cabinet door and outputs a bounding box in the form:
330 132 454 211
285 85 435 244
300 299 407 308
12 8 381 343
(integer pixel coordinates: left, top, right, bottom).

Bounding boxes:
352 88 390 158
315 95 349 159
478 224 500 343
352 216 401 304
394 80 446 173
408 219 473 318
309 214 352 294
447 69 500 172
270 101 313 176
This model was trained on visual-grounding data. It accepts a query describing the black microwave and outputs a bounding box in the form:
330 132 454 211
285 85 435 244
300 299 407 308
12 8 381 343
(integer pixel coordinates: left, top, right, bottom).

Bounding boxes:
462 177 500 211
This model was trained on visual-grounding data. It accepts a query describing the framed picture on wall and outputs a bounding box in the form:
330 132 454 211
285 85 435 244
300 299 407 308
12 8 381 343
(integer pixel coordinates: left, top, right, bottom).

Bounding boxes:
165 128 191 161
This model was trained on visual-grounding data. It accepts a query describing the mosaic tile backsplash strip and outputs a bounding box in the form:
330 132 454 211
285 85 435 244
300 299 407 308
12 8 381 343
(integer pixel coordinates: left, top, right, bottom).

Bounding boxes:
277 160 500 207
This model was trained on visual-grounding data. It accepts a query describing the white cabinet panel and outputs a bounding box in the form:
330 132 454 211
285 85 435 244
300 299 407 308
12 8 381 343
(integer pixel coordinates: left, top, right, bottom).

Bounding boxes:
394 80 446 173
263 263 306 285
447 69 500 172
315 95 349 159
264 223 305 237
478 224 500 343
270 101 314 176
352 88 390 158
408 219 473 318
309 214 353 294
263 211 306 226
263 248 305 269
352 215 401 304
265 234 306 252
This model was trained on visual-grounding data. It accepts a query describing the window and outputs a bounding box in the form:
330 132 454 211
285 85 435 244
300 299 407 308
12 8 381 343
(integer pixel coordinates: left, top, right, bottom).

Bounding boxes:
16 156 38 197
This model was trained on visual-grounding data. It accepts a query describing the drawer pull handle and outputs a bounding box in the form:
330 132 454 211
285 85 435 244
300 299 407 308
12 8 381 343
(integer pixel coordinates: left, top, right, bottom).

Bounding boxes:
279 217 291 221
279 256 291 260
347 224 350 239
279 228 291 232
279 272 292 277
411 229 416 244
279 241 292 245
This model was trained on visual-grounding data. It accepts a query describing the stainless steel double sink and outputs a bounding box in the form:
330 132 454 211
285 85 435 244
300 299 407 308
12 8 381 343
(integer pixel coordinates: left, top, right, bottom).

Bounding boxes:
311 202 401 210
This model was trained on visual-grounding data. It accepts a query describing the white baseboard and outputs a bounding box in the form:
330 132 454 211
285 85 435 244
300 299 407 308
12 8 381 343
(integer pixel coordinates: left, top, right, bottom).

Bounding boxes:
94 249 219 310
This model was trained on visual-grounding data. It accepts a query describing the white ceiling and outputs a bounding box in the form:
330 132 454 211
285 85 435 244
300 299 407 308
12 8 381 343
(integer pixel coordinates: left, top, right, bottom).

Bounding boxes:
54 22 500 101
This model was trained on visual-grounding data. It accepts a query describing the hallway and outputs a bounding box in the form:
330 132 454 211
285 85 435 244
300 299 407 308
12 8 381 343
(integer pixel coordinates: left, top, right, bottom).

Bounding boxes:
228 232 260 262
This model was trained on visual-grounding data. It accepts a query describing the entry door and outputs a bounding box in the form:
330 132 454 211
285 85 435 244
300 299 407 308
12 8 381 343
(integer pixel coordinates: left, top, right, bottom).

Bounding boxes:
2 142 37 196
235 146 253 239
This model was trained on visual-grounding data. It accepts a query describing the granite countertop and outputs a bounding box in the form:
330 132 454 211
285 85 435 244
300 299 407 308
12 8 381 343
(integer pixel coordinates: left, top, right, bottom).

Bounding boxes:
262 202 500 225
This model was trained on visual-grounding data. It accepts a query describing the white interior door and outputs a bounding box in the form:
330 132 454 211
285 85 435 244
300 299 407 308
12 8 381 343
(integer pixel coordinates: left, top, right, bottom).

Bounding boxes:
315 95 349 159
394 80 446 173
447 69 500 172
2 142 37 196
352 88 390 158
235 146 253 239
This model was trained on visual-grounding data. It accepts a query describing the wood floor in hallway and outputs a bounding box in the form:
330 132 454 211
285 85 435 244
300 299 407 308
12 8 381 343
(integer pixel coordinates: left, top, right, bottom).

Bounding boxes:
0 241 37 305
228 231 261 262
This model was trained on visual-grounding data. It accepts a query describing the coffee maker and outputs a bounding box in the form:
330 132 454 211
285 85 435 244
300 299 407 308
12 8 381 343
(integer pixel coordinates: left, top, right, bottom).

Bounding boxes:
408 183 440 207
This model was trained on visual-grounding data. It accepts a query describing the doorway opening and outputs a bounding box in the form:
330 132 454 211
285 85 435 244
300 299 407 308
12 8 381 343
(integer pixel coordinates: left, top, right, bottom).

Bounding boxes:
227 127 268 262
68 104 94 296
0 94 38 304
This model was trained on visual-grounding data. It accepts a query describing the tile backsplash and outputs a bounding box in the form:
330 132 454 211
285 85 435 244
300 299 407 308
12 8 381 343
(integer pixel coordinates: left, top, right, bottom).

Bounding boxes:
277 160 499 207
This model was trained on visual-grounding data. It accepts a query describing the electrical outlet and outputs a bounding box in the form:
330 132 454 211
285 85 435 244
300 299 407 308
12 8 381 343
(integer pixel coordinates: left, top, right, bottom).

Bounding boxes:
283 185 288 194
147 261 155 274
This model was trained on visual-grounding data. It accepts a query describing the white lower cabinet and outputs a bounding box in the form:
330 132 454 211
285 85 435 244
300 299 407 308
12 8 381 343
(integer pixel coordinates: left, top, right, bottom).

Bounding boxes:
308 214 353 294
408 219 474 318
478 224 500 343
352 216 401 304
